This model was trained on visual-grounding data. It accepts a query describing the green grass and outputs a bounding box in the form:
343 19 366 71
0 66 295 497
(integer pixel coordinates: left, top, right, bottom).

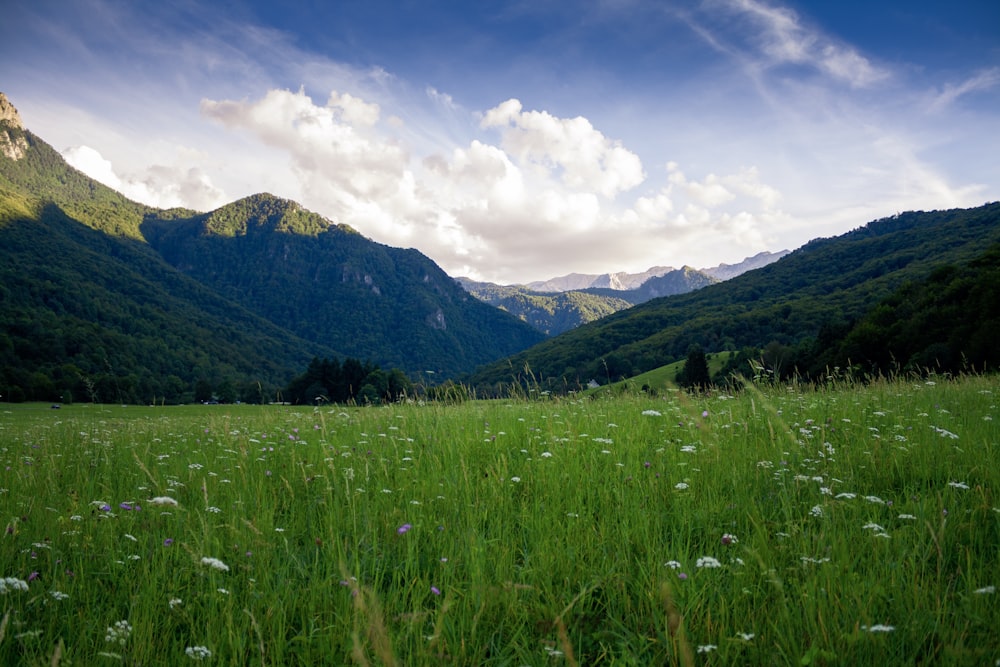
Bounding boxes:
1 375 998 665
588 351 733 396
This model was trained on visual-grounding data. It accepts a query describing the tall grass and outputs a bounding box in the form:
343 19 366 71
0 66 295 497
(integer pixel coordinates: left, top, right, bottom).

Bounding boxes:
0 375 997 665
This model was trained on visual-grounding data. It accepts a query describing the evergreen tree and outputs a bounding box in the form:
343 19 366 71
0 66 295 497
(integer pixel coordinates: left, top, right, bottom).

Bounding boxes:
677 344 710 390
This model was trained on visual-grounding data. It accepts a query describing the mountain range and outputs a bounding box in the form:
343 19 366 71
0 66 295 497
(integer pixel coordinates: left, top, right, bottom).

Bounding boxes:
465 203 1000 392
457 253 789 335
3 90 997 404
516 251 789 292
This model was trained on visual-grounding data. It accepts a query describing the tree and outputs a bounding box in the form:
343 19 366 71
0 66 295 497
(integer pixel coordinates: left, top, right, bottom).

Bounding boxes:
677 344 710 391
194 379 213 403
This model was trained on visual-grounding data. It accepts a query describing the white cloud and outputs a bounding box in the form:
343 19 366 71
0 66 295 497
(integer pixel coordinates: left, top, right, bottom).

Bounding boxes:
480 98 645 198
63 145 121 189
62 144 226 210
201 87 412 239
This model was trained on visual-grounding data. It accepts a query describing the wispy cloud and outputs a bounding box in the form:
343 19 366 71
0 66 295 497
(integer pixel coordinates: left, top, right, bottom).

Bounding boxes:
927 67 1000 112
697 0 890 88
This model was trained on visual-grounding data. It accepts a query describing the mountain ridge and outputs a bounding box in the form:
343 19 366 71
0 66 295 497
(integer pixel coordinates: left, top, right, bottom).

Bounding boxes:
508 251 789 293
0 95 544 402
465 202 1000 392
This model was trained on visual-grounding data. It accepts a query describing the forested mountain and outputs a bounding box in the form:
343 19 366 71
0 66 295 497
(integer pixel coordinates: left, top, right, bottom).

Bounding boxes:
0 93 542 402
809 241 1000 376
141 195 544 376
466 203 1000 393
0 187 338 404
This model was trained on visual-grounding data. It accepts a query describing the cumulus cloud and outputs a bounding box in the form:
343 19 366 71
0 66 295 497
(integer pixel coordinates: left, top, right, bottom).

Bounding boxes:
480 98 645 198
62 144 226 210
189 86 801 282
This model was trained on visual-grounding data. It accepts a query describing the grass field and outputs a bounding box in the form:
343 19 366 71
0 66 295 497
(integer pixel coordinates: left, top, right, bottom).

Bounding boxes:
1 375 998 665
588 352 734 396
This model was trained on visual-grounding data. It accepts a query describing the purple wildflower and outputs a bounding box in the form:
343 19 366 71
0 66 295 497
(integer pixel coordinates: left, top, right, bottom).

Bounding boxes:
397 523 412 535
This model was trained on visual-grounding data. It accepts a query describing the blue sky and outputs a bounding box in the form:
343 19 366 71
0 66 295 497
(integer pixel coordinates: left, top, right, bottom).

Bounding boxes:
2 0 998 284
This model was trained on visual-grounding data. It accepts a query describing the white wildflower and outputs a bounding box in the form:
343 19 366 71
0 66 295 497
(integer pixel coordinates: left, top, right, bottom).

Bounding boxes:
0 577 28 594
149 496 179 506
696 556 721 568
200 557 229 572
105 620 132 645
862 624 895 632
185 646 212 660
642 410 662 417
974 586 996 594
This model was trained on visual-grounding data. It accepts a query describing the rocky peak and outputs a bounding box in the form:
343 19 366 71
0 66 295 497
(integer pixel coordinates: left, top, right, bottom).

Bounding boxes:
0 93 25 129
0 92 29 160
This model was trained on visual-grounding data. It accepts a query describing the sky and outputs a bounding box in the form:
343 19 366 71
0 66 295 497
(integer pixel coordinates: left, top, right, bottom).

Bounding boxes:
2 0 999 284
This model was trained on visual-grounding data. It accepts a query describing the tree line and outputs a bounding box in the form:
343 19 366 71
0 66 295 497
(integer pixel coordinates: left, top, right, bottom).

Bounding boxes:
284 356 413 405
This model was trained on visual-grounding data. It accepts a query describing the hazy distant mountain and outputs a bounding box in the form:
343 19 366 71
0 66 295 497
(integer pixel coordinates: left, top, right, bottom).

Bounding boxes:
459 265 721 335
518 252 788 293
701 250 790 280
524 266 676 292
455 278 634 335
583 266 719 303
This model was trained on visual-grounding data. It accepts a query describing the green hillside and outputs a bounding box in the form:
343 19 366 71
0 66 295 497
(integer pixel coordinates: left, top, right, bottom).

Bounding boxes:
467 203 1000 393
142 195 544 376
0 188 336 403
1 104 544 402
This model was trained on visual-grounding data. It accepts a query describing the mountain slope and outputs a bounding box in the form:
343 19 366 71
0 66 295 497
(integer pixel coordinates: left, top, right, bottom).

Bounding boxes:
0 92 544 400
141 195 544 376
0 186 338 403
466 203 1000 391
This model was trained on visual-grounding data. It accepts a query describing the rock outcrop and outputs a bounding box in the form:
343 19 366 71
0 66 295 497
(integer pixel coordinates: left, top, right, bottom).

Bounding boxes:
0 92 29 160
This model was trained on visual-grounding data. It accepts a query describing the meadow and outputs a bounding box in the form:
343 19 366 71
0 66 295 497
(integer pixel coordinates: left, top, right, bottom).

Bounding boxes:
0 375 997 666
